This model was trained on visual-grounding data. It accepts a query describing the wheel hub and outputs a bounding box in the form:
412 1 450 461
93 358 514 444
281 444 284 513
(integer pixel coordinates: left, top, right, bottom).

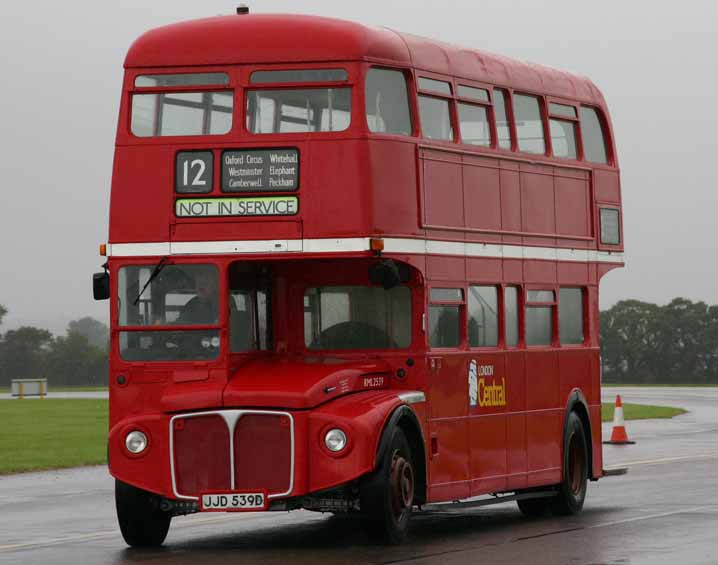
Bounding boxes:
390 452 414 518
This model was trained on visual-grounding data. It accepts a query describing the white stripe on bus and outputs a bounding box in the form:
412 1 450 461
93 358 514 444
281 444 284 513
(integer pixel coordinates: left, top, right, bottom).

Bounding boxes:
106 237 624 264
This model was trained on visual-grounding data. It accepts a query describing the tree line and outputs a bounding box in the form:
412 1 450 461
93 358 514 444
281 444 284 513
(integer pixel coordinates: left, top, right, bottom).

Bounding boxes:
601 298 718 384
0 305 108 388
2 298 718 387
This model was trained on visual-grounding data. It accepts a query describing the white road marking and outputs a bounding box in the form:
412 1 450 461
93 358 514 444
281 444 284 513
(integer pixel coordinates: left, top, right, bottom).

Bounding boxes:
606 453 718 469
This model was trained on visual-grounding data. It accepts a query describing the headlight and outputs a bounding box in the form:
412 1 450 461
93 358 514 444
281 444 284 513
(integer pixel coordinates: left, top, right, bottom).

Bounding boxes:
125 431 148 454
324 428 347 452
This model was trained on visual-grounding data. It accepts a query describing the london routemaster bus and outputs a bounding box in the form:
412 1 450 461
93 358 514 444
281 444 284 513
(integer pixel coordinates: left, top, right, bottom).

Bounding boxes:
93 10 624 546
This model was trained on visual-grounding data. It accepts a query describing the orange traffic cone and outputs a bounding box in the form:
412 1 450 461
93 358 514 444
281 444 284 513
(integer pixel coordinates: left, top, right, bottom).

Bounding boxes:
603 394 636 444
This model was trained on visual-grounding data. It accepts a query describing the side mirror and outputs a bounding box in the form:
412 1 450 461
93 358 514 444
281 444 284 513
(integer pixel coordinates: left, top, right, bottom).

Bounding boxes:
368 260 410 290
93 272 110 301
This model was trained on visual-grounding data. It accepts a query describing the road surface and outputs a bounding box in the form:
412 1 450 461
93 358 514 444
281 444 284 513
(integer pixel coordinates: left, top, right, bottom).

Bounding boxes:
1 387 716 564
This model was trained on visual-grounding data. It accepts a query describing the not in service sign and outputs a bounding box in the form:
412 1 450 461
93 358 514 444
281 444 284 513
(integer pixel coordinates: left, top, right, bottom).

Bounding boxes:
222 148 299 192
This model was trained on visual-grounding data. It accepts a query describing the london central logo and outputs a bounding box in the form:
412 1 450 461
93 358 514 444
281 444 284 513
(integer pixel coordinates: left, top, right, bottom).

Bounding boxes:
468 360 506 407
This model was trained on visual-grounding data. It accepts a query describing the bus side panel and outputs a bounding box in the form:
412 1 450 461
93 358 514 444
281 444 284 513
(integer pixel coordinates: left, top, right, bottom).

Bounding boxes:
524 350 562 486
367 139 422 238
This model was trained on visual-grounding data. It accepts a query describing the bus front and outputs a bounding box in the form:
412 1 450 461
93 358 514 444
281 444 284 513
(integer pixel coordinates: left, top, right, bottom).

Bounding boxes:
94 14 427 548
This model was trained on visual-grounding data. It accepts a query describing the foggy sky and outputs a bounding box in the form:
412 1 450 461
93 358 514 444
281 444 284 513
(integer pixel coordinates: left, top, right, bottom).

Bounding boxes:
0 1 716 335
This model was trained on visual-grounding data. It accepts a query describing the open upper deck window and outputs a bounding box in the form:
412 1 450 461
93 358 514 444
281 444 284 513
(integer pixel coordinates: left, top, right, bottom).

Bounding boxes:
549 102 578 159
246 87 351 133
365 68 412 135
457 84 491 146
131 91 233 137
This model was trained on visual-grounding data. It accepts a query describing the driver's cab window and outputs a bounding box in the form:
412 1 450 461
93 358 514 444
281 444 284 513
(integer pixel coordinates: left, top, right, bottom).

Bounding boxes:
304 286 411 350
229 263 272 353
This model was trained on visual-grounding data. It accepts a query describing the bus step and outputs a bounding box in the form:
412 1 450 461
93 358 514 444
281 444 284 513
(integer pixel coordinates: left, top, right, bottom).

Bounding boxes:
421 490 557 512
603 466 629 477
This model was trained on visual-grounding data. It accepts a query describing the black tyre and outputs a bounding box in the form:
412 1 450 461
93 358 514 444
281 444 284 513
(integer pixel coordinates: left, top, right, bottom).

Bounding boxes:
517 496 552 517
551 411 589 515
360 427 415 544
115 479 171 547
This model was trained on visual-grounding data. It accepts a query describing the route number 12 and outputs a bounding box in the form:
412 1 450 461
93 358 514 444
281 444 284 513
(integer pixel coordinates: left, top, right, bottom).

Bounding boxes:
176 151 213 193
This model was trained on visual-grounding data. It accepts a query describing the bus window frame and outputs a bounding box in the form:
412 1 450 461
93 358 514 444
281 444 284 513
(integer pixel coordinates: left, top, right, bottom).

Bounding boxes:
363 65 418 138
557 286 589 348
415 71 459 144
579 104 614 167
127 66 239 141
455 79 496 149
467 283 501 350
511 91 550 158
111 257 228 366
524 285 558 348
241 62 355 137
502 284 523 349
427 285 466 350
546 97 583 162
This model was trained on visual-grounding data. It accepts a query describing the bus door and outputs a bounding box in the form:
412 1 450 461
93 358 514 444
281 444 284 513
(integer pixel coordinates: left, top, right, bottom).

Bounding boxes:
426 288 470 501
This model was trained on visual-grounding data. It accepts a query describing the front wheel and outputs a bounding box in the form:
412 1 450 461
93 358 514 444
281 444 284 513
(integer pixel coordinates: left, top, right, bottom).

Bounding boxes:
115 480 171 547
360 427 415 544
551 411 589 515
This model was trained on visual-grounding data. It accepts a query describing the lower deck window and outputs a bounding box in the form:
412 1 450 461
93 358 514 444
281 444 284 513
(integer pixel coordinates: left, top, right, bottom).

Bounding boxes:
559 288 585 344
304 286 411 350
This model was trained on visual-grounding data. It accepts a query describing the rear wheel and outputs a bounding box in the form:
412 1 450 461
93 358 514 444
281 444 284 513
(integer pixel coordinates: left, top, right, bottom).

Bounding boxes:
360 427 415 544
551 411 589 515
115 479 171 547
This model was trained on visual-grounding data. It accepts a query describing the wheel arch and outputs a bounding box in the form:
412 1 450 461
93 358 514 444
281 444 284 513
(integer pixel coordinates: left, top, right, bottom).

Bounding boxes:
374 404 427 505
564 389 595 480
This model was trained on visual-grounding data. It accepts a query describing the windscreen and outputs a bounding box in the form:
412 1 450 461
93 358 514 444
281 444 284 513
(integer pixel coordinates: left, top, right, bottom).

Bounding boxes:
304 286 411 350
117 264 220 361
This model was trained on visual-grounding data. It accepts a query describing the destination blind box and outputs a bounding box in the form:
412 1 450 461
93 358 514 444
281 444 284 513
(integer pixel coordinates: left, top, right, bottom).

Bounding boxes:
222 148 299 192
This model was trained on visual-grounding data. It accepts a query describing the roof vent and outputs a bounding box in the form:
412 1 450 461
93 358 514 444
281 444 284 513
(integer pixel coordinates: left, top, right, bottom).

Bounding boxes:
236 5 249 15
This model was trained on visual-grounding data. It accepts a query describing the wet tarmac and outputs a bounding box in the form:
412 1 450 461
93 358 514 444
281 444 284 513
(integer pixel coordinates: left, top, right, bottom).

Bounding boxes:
1 387 717 564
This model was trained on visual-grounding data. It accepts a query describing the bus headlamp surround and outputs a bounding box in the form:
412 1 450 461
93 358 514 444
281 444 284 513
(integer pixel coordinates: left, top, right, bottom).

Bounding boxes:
324 428 347 452
125 430 148 454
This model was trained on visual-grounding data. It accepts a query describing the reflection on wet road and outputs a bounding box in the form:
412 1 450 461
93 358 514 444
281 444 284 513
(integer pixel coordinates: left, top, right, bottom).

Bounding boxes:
1 387 717 564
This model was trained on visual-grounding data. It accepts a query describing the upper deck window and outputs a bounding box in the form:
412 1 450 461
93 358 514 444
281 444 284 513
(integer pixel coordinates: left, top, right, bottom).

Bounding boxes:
365 68 412 135
131 91 233 137
514 94 546 154
251 69 347 84
418 77 452 96
458 85 490 103
580 106 609 164
246 88 351 134
549 102 578 159
493 89 512 150
135 73 229 88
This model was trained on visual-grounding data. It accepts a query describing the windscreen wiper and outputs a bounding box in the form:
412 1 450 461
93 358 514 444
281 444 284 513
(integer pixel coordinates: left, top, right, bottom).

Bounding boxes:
133 257 169 305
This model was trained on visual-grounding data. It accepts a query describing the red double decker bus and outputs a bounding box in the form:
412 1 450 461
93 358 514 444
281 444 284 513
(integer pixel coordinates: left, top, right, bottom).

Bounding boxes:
94 11 624 546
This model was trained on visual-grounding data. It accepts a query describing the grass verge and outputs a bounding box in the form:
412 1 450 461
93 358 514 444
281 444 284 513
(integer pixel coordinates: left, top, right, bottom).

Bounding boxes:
0 398 687 475
0 399 107 474
601 402 686 422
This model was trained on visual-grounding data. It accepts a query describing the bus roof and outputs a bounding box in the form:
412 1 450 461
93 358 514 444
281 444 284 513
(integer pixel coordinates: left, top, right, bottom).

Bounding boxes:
125 14 605 105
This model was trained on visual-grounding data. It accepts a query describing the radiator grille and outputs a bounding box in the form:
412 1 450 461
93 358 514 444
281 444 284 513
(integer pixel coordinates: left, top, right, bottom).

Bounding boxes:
234 413 292 494
171 410 293 499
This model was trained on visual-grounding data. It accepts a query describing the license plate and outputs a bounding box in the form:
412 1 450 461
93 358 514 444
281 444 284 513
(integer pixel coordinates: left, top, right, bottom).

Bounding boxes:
200 492 268 512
